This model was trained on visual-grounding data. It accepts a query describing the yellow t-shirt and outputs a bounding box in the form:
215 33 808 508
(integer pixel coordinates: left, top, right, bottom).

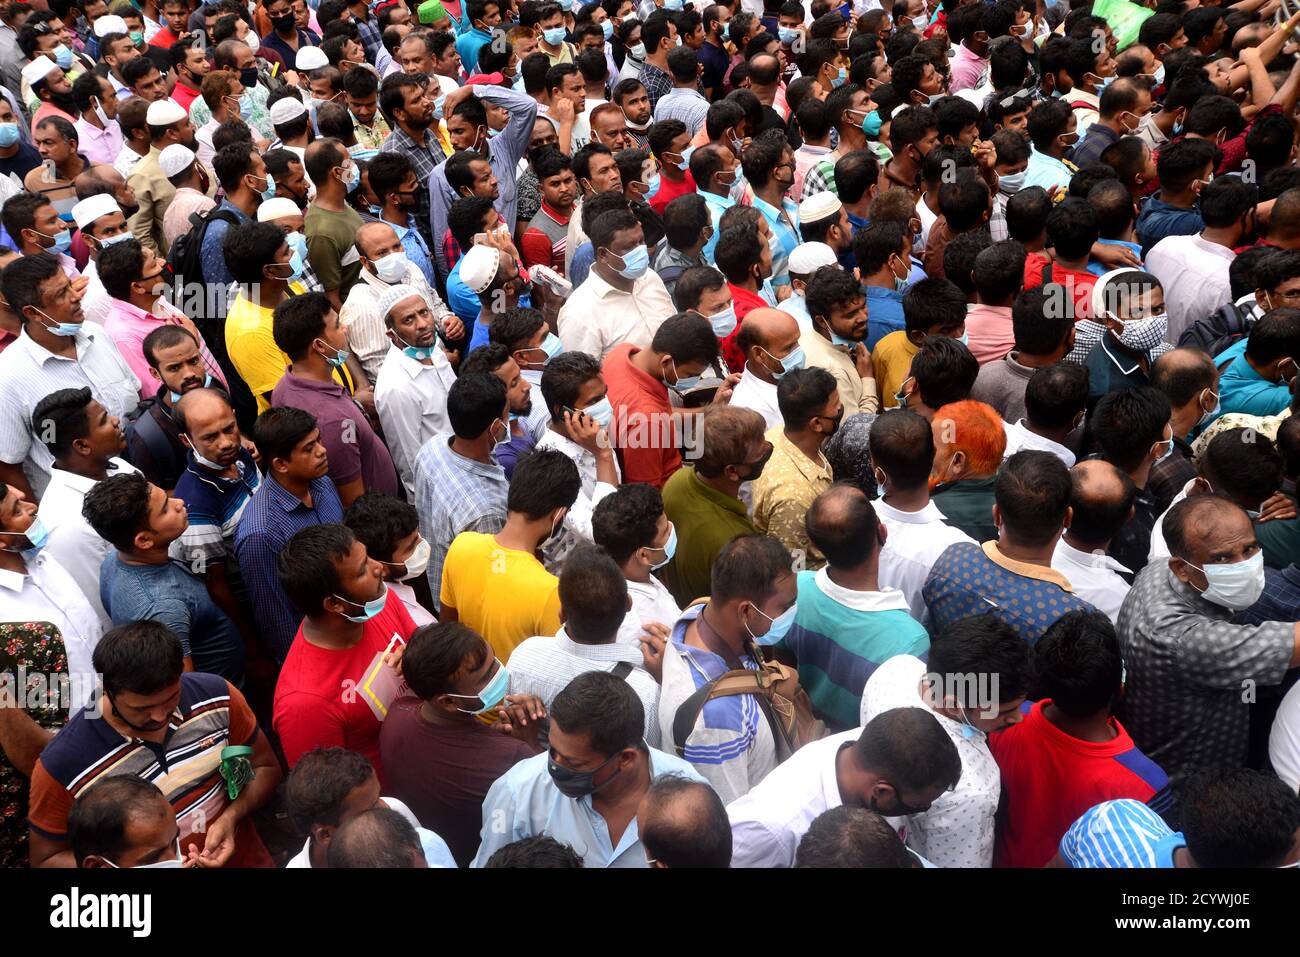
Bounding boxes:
872 330 922 410
439 532 562 661
225 285 352 412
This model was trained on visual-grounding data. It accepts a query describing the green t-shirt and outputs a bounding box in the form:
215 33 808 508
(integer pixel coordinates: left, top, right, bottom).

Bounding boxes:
304 204 364 298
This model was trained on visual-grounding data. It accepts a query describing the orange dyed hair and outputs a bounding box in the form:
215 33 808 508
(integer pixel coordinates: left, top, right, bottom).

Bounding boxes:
932 400 1007 477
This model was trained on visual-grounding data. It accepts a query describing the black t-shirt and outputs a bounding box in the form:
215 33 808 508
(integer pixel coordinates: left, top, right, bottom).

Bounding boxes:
0 142 41 181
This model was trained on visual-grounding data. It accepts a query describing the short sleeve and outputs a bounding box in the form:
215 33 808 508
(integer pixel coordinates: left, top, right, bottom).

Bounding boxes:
225 681 259 747
26 759 74 841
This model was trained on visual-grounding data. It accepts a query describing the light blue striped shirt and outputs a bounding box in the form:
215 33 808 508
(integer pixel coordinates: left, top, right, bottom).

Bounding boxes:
1059 799 1183 868
652 87 710 137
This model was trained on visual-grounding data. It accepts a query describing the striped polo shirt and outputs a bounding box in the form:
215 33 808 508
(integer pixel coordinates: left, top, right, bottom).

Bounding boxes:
28 672 272 867
170 446 263 567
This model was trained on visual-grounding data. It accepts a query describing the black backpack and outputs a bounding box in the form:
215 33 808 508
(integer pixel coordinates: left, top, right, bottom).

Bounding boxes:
1176 300 1255 359
164 207 241 291
123 399 185 487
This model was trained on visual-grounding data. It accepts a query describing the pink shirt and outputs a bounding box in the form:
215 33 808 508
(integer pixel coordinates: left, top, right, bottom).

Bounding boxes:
965 303 1016 365
949 44 989 95
72 116 124 167
102 297 226 399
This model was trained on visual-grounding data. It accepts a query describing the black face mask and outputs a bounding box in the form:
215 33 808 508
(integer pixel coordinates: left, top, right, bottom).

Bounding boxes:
869 790 930 817
547 750 622 798
271 12 296 32
239 66 259 89
737 443 774 483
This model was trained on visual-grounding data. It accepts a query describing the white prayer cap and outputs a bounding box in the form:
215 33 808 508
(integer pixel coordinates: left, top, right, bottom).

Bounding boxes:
146 98 188 126
158 144 197 178
296 47 330 71
257 198 302 222
378 284 425 319
94 15 129 37
21 57 59 88
787 242 838 276
269 96 308 125
459 244 503 294
71 194 122 230
799 190 842 226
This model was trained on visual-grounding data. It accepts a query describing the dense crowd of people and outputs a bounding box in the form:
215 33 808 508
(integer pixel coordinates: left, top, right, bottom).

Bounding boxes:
0 0 1299 871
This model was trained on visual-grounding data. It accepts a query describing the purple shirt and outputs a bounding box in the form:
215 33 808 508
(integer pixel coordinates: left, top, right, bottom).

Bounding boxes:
270 370 399 496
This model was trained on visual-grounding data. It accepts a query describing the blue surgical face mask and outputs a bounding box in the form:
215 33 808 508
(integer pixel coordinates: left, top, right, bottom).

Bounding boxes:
32 307 80 337
778 26 799 45
170 373 213 404
860 108 882 137
832 66 847 88
584 396 614 428
238 93 253 118
958 331 969 348
540 332 564 361
664 0 683 9
543 26 567 45
673 145 694 171
647 522 677 570
708 304 737 338
340 162 361 193
764 344 805 379
1090 73 1114 93
447 660 511 714
333 584 388 622
667 356 701 393
286 230 308 263
747 601 797 646
96 231 134 250
0 123 19 148
260 172 277 203
0 517 49 553
642 173 660 201
273 247 305 283
630 41 646 59
1153 63 1165 87
39 228 73 254
602 19 613 40
1197 389 1221 429
317 337 349 368
53 44 73 70
607 243 650 279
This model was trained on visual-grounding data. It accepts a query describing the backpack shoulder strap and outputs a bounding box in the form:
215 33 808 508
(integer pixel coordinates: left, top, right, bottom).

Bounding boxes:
610 661 633 681
128 404 180 477
671 668 765 757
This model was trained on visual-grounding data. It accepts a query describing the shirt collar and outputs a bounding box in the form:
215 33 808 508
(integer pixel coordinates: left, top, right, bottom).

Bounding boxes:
873 498 948 525
553 627 642 661
981 540 1074 591
773 430 831 483
1100 333 1144 374
1056 537 1131 575
813 566 911 612
0 566 26 592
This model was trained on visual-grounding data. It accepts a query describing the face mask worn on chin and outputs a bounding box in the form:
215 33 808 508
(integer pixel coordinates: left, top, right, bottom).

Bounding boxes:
1186 551 1265 611
1197 390 1221 428
318 337 348 368
548 748 624 798
170 373 214 404
32 307 80 337
447 660 510 714
333 583 389 622
746 601 797 646
0 517 50 553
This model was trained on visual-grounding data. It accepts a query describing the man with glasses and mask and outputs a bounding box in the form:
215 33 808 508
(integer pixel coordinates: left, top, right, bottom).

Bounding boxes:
473 669 703 868
861 614 1031 868
1118 495 1300 780
272 522 419 783
727 706 960 868
28 620 281 868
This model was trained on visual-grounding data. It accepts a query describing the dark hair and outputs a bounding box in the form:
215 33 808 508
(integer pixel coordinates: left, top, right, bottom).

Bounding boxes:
713 224 762 285
662 193 710 252
902 277 966 337
1009 286 1070 357
343 492 419 565
1179 768 1300 868
92 620 185 696
592 484 667 564
795 806 915 868
927 614 1033 703
853 221 907 276
1025 99 1072 152
446 196 496 249
540 350 603 420
0 249 62 321
1246 114 1298 176
710 533 793 605
507 448 582 519
252 406 318 464
81 471 155 552
806 265 863 324
1244 307 1300 366
488 307 547 353
937 175 990 233
447 371 508 439
1199 177 1258 230
640 775 733 868
1091 386 1173 473
32 386 93 460
1150 348 1218 407
1089 179 1137 239
651 309 719 368
805 483 879 569
68 776 170 866
402 621 490 700
1025 362 1088 430
223 220 289 286
558 543 628 643
1005 186 1051 244
549 670 646 757
834 150 879 205
869 409 934 490
942 228 986 296
933 95 979 142
1156 137 1218 193
276 523 358 618
911 335 978 409
1046 197 1099 260
776 366 837 429
972 239 1026 305
856 706 963 792
1031 610 1122 717
1069 162 1118 202
673 264 728 313
484 835 585 867
1202 428 1284 504
995 450 1072 548
327 806 423 868
282 747 376 835
272 290 333 361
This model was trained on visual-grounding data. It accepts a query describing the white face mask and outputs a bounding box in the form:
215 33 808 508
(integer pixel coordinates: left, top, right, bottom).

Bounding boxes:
246 32 260 54
1186 551 1265 611
397 537 431 580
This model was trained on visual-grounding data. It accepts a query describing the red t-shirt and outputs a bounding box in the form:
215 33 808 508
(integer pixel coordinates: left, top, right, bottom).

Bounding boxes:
170 81 202 114
603 342 678 487
1023 253 1096 321
649 170 697 217
272 589 417 787
988 699 1169 867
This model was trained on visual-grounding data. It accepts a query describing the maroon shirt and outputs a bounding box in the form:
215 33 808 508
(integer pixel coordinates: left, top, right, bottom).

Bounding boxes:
379 697 536 866
270 370 399 497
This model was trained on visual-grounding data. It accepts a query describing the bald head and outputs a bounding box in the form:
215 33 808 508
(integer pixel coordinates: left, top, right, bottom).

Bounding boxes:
637 776 732 868
736 307 800 362
1233 22 1270 52
175 387 233 433
1150 347 1218 410
806 483 882 569
326 807 426 868
356 220 401 260
1164 494 1254 565
1067 459 1137 550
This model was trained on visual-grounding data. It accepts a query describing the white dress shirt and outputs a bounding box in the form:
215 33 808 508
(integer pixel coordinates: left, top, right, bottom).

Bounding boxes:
1269 679 1300 794
860 654 1002 868
0 323 141 496
340 262 454 383
0 551 103 709
38 457 140 630
729 366 782 432
391 580 435 628
727 728 895 868
374 344 458 499
875 498 976 626
507 626 661 746
284 796 455 867
614 574 683 645
79 258 113 329
1147 477 1197 562
1001 419 1077 467
1145 233 1235 346
535 429 619 572
556 267 675 361
1051 538 1131 624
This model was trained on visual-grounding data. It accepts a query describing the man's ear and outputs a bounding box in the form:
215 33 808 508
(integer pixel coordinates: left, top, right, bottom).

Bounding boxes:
991 502 1002 529
310 822 335 847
